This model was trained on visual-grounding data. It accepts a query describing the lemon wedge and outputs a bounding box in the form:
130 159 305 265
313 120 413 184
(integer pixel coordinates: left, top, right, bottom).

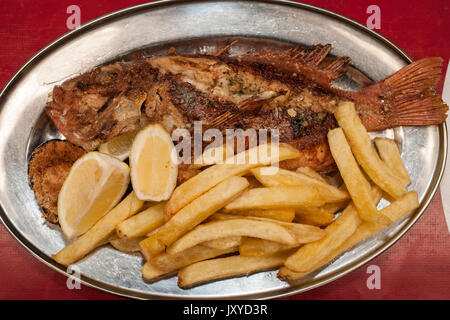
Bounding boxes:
130 124 178 201
98 130 138 161
58 152 130 239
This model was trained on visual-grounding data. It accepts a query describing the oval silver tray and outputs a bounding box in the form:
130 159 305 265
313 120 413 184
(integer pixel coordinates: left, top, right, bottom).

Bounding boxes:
0 0 446 299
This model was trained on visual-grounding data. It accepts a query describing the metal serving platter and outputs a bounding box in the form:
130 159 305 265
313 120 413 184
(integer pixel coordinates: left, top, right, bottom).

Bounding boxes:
0 0 446 299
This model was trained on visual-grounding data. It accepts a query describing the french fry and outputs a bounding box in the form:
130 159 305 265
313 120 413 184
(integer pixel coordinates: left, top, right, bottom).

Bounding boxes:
334 191 418 253
279 192 418 282
139 176 249 260
225 208 295 222
116 202 164 239
281 185 383 277
164 143 300 220
294 207 335 227
177 251 293 289
374 137 411 187
334 101 406 199
98 234 118 247
149 244 239 274
251 167 349 203
321 200 349 214
141 263 175 283
334 222 383 255
328 128 391 226
279 217 384 282
284 202 363 272
320 184 349 213
277 266 309 281
167 219 299 254
52 192 144 266
110 236 145 253
295 167 328 183
209 213 326 244
192 144 235 168
223 186 325 211
380 191 419 221
202 236 242 250
239 238 296 257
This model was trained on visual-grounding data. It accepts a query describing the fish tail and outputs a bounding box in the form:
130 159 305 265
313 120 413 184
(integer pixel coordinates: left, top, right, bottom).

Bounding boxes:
355 57 448 129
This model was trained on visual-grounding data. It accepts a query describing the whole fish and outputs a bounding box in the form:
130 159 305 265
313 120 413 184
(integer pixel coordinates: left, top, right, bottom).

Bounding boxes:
46 43 448 173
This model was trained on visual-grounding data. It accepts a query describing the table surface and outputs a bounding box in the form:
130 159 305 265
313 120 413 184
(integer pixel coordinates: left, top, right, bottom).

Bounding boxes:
0 0 449 300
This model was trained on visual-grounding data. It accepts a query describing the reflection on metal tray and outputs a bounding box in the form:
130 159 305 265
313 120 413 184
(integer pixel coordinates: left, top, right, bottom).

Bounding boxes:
0 0 446 299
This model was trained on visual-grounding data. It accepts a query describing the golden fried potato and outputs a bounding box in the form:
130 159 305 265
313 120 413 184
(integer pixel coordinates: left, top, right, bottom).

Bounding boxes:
223 186 325 211
224 208 295 222
374 137 411 187
52 192 144 266
328 128 391 226
177 251 293 289
294 207 335 227
239 237 297 257
280 185 383 279
116 202 165 239
139 176 249 260
202 236 243 250
284 202 363 273
110 236 145 253
167 219 298 254
148 244 238 274
209 213 326 244
164 143 300 220
295 167 328 183
251 167 349 203
334 102 406 199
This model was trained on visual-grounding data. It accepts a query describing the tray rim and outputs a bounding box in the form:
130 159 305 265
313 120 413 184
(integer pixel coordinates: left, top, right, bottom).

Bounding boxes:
0 0 447 300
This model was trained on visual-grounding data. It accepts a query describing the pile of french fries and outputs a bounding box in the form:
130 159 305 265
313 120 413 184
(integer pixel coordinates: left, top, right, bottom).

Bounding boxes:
52 101 419 289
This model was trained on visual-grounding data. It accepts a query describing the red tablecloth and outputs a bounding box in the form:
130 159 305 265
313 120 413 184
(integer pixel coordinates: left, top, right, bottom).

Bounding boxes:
0 0 449 300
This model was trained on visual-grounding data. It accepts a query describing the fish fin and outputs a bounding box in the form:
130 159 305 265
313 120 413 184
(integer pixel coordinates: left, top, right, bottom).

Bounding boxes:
207 91 283 128
386 95 448 126
290 45 351 82
233 44 339 87
213 40 239 56
236 44 332 68
357 57 448 128
290 44 332 66
322 56 351 80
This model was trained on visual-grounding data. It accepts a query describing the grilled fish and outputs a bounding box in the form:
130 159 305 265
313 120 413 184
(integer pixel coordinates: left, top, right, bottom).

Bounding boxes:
45 43 448 173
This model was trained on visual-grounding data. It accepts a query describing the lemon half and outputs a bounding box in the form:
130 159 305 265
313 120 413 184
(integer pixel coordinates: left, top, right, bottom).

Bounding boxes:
130 124 178 201
58 152 130 239
98 130 138 161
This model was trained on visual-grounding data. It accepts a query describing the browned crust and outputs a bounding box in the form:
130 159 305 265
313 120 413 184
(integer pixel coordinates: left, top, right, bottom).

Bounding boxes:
28 140 86 223
45 60 158 151
43 47 448 181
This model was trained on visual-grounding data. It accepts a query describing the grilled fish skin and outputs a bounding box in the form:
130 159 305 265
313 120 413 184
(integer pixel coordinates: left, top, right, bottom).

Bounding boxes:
46 61 156 151
45 44 448 173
